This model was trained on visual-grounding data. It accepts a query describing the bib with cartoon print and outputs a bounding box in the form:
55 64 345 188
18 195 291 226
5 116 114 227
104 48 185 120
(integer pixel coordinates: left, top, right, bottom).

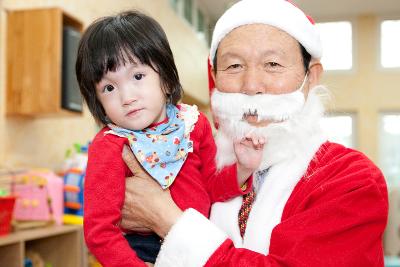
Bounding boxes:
106 104 199 189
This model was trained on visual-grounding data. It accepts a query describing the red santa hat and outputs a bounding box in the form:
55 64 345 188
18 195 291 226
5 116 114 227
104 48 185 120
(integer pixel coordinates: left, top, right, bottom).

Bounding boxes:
208 0 322 96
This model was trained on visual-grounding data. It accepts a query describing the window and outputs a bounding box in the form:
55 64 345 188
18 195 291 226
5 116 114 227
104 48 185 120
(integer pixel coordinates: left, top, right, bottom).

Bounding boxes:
197 9 204 33
316 21 353 70
169 0 209 44
379 113 400 187
380 20 400 68
184 0 193 24
320 114 355 148
169 0 179 12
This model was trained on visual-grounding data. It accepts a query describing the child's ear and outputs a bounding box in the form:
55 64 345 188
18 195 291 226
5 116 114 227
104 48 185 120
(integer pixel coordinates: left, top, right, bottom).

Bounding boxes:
161 83 171 103
165 88 172 103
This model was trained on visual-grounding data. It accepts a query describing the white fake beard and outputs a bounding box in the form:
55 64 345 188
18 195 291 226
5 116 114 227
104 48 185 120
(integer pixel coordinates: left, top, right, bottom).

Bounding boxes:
211 85 329 171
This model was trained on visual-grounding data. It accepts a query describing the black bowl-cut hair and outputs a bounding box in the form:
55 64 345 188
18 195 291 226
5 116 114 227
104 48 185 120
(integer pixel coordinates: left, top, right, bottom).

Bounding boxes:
76 10 183 125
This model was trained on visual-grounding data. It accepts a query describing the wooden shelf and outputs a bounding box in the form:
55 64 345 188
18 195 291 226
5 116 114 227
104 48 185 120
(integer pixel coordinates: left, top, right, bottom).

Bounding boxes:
0 224 86 267
6 8 83 117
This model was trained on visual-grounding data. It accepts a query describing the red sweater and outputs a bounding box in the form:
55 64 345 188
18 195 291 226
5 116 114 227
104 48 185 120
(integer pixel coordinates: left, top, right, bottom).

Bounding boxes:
84 112 248 267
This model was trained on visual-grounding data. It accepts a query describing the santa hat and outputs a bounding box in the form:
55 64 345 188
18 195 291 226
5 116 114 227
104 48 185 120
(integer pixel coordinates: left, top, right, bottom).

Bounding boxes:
207 0 322 127
209 0 322 67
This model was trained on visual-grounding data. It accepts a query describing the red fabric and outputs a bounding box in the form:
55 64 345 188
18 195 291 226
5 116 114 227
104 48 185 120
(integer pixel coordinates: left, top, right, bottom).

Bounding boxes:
207 57 220 129
205 142 388 267
84 112 247 267
208 57 215 95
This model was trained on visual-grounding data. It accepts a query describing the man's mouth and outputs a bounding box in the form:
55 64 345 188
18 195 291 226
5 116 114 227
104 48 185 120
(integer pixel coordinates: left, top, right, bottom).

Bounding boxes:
241 109 284 127
242 109 259 124
242 109 258 121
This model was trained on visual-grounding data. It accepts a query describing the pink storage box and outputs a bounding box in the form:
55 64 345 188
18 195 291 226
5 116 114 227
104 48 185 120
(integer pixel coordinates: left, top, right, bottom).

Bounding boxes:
12 170 64 225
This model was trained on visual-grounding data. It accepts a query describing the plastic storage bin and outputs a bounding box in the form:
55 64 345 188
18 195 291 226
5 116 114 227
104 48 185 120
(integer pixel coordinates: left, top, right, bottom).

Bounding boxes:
0 196 16 235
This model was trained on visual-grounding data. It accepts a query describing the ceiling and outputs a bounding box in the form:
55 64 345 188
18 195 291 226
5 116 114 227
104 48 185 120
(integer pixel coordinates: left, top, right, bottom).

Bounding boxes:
199 0 400 23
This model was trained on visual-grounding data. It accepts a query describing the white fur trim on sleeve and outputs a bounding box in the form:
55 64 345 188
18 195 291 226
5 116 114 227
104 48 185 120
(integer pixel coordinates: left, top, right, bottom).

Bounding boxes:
155 208 228 267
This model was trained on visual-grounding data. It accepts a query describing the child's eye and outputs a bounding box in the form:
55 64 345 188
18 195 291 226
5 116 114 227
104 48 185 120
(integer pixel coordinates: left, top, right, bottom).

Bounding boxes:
104 84 114 92
134 73 144 80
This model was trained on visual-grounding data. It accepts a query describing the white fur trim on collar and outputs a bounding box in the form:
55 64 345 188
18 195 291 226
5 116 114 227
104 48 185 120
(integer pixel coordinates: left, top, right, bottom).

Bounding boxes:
211 86 328 253
210 0 322 65
211 126 326 254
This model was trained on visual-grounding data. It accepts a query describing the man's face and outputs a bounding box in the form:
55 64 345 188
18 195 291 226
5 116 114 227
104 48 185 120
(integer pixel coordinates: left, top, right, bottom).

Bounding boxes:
214 24 309 94
212 24 314 126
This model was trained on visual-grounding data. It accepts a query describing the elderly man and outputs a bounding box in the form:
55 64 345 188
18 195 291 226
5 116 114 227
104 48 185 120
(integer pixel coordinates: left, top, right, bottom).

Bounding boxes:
120 0 388 266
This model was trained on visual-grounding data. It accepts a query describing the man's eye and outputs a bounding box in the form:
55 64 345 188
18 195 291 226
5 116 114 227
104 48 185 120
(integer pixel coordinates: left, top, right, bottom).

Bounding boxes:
266 62 281 68
228 64 242 69
134 73 144 80
104 84 114 92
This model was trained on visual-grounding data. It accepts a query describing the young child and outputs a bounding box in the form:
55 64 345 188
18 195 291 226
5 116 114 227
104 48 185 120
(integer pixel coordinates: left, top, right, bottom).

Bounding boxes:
76 10 263 267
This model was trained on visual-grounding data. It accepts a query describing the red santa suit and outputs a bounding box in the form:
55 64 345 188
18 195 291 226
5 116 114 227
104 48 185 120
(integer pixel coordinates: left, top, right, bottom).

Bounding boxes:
155 140 388 266
154 90 388 267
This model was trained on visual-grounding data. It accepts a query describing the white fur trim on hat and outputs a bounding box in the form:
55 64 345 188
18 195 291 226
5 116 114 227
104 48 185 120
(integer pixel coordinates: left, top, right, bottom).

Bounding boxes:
210 0 322 66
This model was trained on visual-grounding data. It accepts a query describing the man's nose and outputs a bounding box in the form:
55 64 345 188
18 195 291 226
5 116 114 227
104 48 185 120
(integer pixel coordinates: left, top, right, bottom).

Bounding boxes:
241 68 266 95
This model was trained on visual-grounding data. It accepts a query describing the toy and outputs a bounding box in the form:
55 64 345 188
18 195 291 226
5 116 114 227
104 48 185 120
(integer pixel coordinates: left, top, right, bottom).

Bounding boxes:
62 143 88 225
0 169 15 196
25 249 46 267
63 168 85 224
12 170 64 226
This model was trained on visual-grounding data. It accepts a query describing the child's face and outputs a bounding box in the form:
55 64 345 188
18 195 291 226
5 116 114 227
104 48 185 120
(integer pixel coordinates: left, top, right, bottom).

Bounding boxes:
96 59 167 130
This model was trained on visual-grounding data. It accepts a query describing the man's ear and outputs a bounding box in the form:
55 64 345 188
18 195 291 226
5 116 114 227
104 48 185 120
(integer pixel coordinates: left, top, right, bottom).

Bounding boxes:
307 60 323 89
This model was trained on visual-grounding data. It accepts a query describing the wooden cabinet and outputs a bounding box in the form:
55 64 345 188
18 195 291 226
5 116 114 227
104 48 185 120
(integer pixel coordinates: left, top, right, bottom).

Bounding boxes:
6 8 83 116
0 225 86 267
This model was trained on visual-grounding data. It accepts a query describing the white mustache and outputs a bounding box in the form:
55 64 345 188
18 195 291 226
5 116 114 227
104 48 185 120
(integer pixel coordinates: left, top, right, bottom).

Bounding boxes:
213 85 330 170
211 89 305 123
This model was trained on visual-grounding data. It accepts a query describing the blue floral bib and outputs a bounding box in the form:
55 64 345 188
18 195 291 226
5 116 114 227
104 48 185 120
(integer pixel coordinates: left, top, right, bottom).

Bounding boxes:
106 104 198 189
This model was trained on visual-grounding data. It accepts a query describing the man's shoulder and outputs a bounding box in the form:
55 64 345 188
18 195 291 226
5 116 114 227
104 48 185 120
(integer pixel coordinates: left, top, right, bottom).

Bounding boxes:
308 141 385 184
315 142 376 168
291 141 388 209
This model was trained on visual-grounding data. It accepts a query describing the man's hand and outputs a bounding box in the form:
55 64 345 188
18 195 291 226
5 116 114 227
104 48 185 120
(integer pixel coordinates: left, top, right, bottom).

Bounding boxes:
121 145 182 238
234 132 264 169
234 132 265 185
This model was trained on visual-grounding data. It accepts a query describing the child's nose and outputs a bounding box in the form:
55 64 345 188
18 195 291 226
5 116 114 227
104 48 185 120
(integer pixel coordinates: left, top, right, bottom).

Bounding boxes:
121 87 137 106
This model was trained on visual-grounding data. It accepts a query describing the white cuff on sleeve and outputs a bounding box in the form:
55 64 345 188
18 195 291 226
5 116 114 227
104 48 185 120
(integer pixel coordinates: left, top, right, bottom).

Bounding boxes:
155 208 227 267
